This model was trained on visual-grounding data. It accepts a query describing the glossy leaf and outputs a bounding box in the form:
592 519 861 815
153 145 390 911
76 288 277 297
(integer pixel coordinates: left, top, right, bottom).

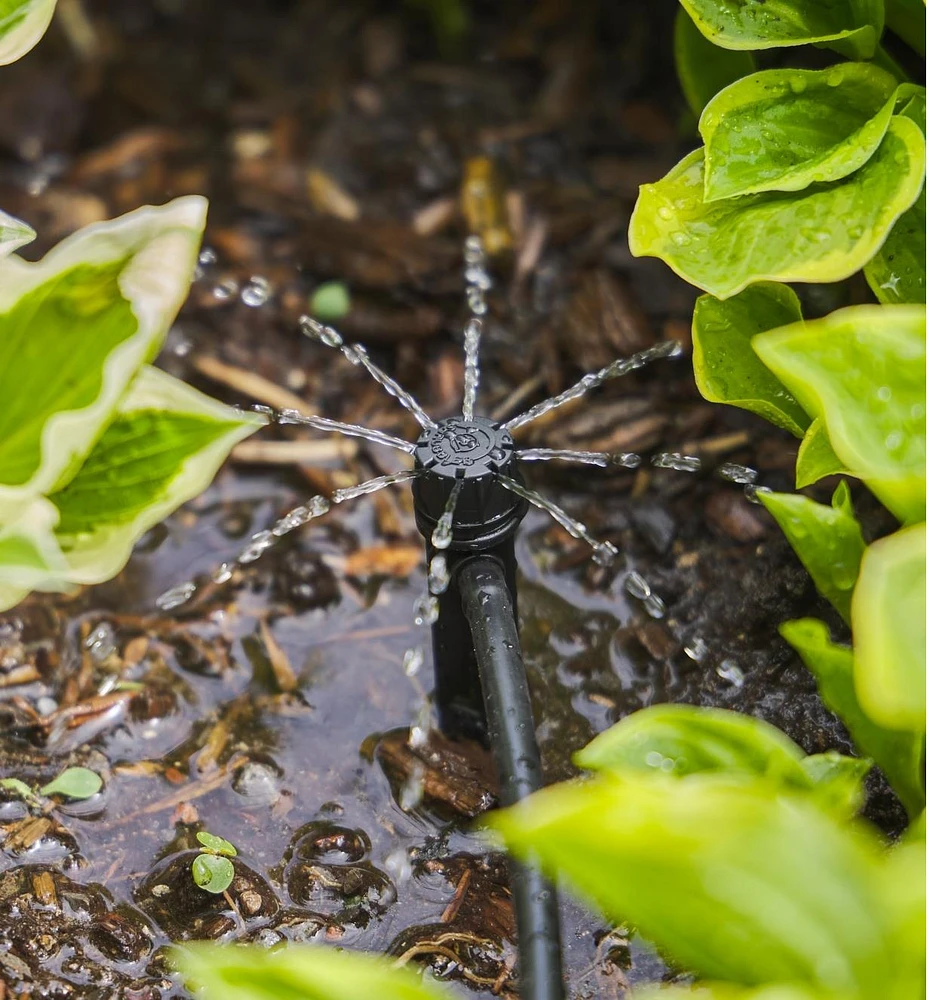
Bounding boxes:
0 197 207 502
191 854 235 894
175 941 451 1000
674 7 756 117
885 0 926 55
40 766 102 800
0 209 34 258
0 0 56 65
678 0 884 58
629 117 925 300
865 87 926 305
488 772 894 995
760 483 865 623
799 751 871 817
576 703 867 815
49 366 261 586
196 831 238 857
692 283 808 436
852 522 926 731
781 617 925 817
795 419 850 489
700 63 898 201
754 304 926 523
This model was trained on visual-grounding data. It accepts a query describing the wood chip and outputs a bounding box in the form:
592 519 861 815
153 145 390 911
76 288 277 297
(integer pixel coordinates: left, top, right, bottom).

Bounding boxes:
193 356 309 414
258 619 299 693
306 167 360 221
232 438 357 465
344 544 422 578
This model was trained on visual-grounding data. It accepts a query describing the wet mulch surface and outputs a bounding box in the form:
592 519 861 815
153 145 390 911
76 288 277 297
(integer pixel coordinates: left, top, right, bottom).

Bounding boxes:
0 1 904 997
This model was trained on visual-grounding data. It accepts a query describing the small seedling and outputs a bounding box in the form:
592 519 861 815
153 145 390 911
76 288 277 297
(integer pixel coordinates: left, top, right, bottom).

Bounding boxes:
192 831 238 894
0 766 103 808
309 280 351 321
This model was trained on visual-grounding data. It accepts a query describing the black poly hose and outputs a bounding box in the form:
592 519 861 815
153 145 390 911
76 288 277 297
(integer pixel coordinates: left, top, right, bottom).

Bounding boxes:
458 557 565 1000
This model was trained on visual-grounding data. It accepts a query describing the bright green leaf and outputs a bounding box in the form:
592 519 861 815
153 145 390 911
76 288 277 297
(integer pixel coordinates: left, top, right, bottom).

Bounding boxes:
678 0 884 59
175 941 452 1000
0 197 207 502
795 419 851 489
881 821 926 996
196 831 238 857
692 283 809 436
700 63 898 201
753 304 926 523
635 984 843 1000
0 0 56 65
885 0 926 56
674 7 756 117
852 522 926 731
309 281 351 321
488 772 895 995
759 483 865 623
0 777 35 800
49 366 262 586
799 751 871 817
864 87 926 305
577 703 867 816
630 117 925 300
0 209 34 258
40 766 102 800
781 617 925 817
191 854 235 894
577 704 810 783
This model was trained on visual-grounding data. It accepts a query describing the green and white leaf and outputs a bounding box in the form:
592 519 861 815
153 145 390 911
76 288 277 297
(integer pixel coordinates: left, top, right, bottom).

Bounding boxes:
759 482 865 623
852 522 926 732
781 617 925 817
0 196 207 502
753 304 926 523
0 0 57 66
864 87 926 305
175 941 452 1000
0 209 34 258
700 63 898 201
488 772 896 995
678 0 884 59
49 365 262 585
0 496 69 611
674 6 756 117
629 116 925 300
795 419 851 489
692 282 809 436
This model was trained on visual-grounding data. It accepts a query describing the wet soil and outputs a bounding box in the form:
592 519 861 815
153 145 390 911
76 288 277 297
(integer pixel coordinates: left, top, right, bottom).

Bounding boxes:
0 1 905 997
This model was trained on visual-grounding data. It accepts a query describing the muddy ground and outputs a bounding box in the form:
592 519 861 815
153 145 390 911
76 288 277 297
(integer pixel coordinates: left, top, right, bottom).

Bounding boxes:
0 1 903 997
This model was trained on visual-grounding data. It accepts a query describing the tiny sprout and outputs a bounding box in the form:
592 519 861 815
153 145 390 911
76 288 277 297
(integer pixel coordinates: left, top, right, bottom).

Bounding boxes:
309 280 351 321
1 767 103 806
196 831 238 857
192 831 238 895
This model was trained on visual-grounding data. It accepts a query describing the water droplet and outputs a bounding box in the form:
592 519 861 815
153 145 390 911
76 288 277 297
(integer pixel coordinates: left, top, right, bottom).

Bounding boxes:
156 581 196 610
428 554 450 595
653 452 701 473
718 462 758 485
644 751 663 768
402 647 424 677
211 277 239 301
657 206 674 220
789 76 807 94
198 247 218 267
670 231 692 247
238 530 274 564
624 571 651 600
885 431 903 451
876 385 892 403
240 275 272 307
212 563 234 584
413 593 440 627
85 623 117 663
684 636 708 662
716 659 744 687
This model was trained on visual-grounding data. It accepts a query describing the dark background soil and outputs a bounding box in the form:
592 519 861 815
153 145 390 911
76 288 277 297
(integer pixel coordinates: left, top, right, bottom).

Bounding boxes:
0 1 902 997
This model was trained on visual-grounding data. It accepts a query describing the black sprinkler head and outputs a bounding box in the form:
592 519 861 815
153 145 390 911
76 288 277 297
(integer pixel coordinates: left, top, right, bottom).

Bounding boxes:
412 415 527 548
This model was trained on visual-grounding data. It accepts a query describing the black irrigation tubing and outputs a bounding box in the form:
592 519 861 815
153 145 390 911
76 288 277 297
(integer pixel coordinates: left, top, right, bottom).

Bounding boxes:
458 556 566 1000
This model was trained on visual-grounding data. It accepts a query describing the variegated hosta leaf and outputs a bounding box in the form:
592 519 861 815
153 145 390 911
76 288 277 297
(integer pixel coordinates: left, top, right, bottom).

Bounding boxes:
49 365 262 585
700 63 899 201
0 196 207 502
852 522 926 732
753 304 926 524
0 209 34 257
629 116 925 300
678 0 884 59
865 87 926 305
0 0 57 66
0 496 69 610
